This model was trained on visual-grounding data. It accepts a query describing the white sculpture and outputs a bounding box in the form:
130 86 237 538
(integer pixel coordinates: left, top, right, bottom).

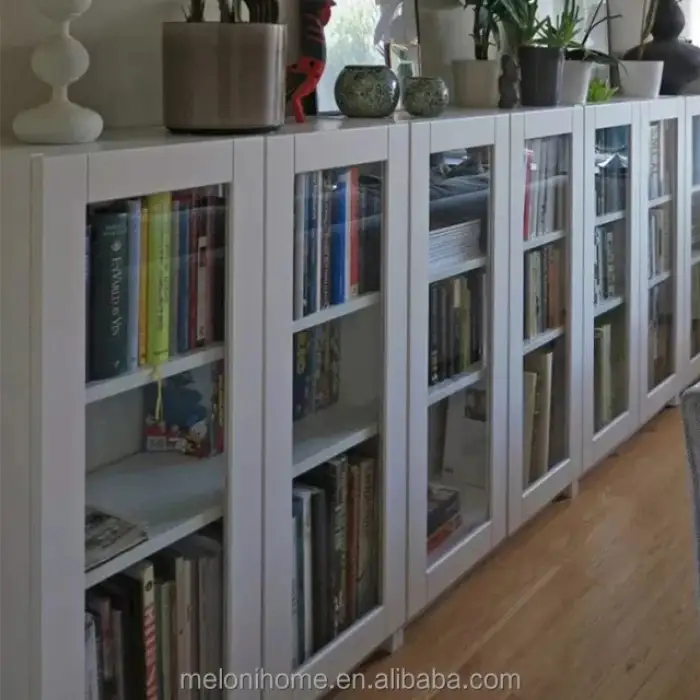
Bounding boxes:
13 0 103 144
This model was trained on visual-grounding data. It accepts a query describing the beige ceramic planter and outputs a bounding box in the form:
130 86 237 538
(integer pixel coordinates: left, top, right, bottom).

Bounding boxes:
162 22 287 133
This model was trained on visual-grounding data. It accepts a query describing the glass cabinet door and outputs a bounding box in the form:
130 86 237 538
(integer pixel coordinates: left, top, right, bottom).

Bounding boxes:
689 113 700 368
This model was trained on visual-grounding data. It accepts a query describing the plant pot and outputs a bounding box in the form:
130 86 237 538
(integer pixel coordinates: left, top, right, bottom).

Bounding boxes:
518 46 564 107
452 59 499 108
560 60 595 105
162 22 286 134
403 76 449 117
618 60 664 98
334 65 401 118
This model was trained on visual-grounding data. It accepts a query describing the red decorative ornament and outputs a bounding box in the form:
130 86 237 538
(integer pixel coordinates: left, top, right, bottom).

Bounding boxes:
285 0 335 124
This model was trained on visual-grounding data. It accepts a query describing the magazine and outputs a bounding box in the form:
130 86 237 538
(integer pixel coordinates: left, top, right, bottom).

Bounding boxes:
85 505 147 572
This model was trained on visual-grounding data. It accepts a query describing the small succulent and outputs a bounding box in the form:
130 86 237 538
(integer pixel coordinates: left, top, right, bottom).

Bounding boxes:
587 77 618 103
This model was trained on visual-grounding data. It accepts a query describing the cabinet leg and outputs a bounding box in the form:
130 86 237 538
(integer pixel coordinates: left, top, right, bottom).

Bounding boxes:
667 393 681 408
556 479 579 501
382 629 404 654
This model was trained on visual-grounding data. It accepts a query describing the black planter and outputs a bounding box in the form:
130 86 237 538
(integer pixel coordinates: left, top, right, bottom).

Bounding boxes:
518 46 564 107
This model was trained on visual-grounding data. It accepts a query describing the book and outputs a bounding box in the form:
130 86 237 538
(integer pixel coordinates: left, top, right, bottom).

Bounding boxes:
85 505 147 572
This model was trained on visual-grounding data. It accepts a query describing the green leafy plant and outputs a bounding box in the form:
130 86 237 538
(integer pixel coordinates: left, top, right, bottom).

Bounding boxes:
587 76 618 102
537 0 582 48
498 0 547 49
462 0 502 60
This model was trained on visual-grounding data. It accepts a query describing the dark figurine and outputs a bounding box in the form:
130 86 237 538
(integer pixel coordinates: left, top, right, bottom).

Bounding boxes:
623 0 700 95
498 54 519 109
285 0 335 123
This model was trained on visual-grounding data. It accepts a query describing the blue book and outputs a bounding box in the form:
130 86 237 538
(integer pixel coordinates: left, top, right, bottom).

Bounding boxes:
330 172 348 305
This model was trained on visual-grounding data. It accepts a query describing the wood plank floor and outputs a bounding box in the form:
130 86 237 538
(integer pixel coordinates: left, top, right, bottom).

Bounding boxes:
337 407 700 700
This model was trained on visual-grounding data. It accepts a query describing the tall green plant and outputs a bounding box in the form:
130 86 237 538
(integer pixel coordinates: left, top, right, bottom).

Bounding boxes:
462 0 503 60
497 0 546 49
538 0 582 48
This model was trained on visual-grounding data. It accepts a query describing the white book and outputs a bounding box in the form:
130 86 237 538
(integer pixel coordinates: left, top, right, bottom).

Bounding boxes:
595 324 613 429
523 371 538 488
524 351 553 479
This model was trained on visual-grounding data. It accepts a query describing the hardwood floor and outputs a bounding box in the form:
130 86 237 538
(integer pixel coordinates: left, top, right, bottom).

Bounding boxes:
338 407 700 700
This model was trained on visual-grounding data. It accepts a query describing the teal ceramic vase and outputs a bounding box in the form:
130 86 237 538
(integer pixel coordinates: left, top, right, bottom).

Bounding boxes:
403 76 449 117
334 65 400 118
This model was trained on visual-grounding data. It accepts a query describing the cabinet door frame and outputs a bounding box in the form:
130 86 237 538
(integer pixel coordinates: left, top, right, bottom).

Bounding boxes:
638 97 685 425
262 121 409 700
0 139 265 700
582 101 642 474
684 96 700 389
406 113 509 620
507 107 585 534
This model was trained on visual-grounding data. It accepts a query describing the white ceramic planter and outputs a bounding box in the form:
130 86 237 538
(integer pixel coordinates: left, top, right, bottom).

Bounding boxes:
618 60 664 98
452 58 500 108
560 60 594 105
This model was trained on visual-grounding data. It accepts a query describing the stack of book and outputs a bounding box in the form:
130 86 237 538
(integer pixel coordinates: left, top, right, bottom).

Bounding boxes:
293 167 381 319
428 273 485 386
427 483 462 554
86 187 226 383
85 526 223 700
593 224 624 305
293 322 341 422
291 442 379 666
523 246 565 340
648 206 672 280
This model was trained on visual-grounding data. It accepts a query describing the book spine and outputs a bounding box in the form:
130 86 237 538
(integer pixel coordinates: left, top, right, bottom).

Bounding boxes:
345 462 360 627
177 199 191 354
293 331 310 421
306 174 319 314
138 204 150 366
170 200 180 357
429 284 439 385
331 172 347 305
211 199 227 344
348 168 360 297
299 491 313 660
112 609 126 700
294 174 307 319
329 456 348 633
127 200 142 371
146 193 172 365
320 173 332 309
140 565 159 700
356 457 376 617
159 582 172 700
196 203 209 347
89 209 130 381
292 497 304 664
188 201 200 350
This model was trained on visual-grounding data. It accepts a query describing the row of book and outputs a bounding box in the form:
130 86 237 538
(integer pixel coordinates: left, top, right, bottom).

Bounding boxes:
649 120 674 201
86 187 226 383
293 322 341 422
294 168 381 319
593 223 624 305
648 205 672 280
594 127 628 218
428 272 486 387
429 219 483 269
524 244 565 341
523 136 569 240
144 361 225 459
594 321 626 433
648 281 674 388
85 527 223 700
292 443 379 666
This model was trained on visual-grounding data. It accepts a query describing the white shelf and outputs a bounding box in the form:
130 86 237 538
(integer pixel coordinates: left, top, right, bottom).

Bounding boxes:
427 483 488 568
86 344 225 404
523 326 565 355
428 364 485 406
293 402 379 478
648 269 672 289
429 256 486 284
85 451 225 588
595 210 626 226
293 293 380 333
649 193 672 208
594 296 624 318
523 229 566 252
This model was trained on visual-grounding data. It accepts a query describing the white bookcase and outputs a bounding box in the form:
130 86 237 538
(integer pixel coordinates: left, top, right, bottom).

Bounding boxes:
262 120 408 700
639 98 685 425
582 101 643 474
0 133 265 700
684 95 700 388
507 107 585 533
405 112 509 619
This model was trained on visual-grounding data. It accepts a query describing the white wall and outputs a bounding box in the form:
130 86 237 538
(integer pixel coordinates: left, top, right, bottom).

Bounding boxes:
0 0 300 130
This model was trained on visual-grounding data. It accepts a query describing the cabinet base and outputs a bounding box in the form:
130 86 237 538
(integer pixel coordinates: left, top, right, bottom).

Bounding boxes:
555 479 579 501
381 629 405 654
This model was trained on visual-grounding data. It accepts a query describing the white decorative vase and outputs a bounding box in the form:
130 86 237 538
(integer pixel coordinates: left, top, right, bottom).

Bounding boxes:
13 0 103 144
560 60 594 105
618 60 664 98
452 59 500 108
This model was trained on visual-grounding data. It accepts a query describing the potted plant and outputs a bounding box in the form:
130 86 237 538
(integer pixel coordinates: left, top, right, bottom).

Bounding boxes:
162 0 287 133
618 0 664 98
499 0 565 107
587 76 619 103
453 0 503 108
